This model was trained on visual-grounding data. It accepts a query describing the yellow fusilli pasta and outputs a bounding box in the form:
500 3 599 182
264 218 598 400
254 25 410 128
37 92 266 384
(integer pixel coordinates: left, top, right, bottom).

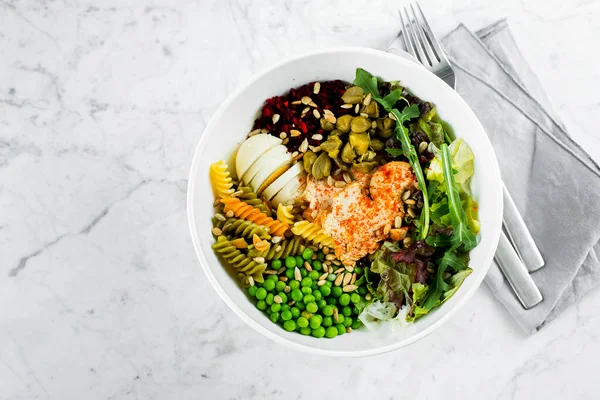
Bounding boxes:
248 237 305 260
209 161 235 199
291 221 336 248
212 235 266 284
276 204 295 225
221 198 289 237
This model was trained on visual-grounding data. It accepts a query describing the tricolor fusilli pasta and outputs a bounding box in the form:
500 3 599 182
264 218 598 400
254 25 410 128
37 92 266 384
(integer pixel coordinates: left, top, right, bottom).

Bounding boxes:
220 198 288 237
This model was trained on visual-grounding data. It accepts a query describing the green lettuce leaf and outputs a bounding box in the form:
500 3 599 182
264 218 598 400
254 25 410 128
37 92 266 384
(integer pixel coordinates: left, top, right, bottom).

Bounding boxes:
427 138 475 195
442 268 473 303
406 282 431 322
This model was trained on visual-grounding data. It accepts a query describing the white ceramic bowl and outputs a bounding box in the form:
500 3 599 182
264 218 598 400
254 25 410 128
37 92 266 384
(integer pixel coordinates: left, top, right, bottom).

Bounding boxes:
188 47 503 357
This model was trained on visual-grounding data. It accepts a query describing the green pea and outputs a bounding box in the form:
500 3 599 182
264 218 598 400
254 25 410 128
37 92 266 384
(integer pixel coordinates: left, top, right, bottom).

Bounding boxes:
265 293 274 305
291 307 300 318
303 294 315 304
354 266 363 275
275 281 286 292
322 316 333 327
291 289 303 302
285 256 296 268
332 286 343 297
337 314 345 324
339 293 350 306
311 327 325 338
353 306 361 315
256 288 267 300
351 319 362 329
300 269 307 278
325 281 332 288
302 277 313 287
325 326 338 338
296 301 306 310
343 316 353 327
270 303 281 313
313 260 323 271
297 316 309 328
317 299 327 309
278 292 288 303
267 274 279 282
317 251 325 261
281 310 292 321
263 279 276 292
285 269 294 280
271 259 282 270
336 324 346 335
306 302 318 313
327 274 337 282
358 286 368 295
295 256 304 268
289 280 300 290
300 327 311 335
350 293 361 304
281 304 291 312
301 310 313 319
311 283 318 291
309 314 323 329
319 285 331 297
313 290 322 301
322 305 334 316
256 300 267 311
270 312 280 323
248 286 258 297
309 270 320 280
327 297 337 305
302 248 314 260
283 320 297 332
342 306 352 317
301 286 312 295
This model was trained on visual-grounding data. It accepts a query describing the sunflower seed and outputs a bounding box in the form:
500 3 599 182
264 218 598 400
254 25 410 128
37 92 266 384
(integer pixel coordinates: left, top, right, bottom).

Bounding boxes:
304 261 312 272
403 237 413 247
279 276 288 282
365 293 372 301
327 175 334 186
334 274 344 286
360 112 369 118
313 82 321 94
371 121 377 129
292 152 304 162
311 253 317 260
313 109 321 119
323 109 334 116
231 190 243 197
309 101 318 108
333 308 339 322
249 129 262 137
408 207 417 218
345 265 354 273
334 181 346 188
294 267 302 281
402 190 411 201
288 300 295 306
260 128 269 133
213 198 222 207
308 145 321 152
292 100 302 105
248 276 255 286
351 272 357 285
272 114 280 124
290 129 302 137
363 93 372 106
274 295 282 304
346 327 353 333
277 266 286 275
394 216 402 229
263 270 277 275
325 254 336 261
341 103 353 109
333 267 344 274
301 96 312 105
312 134 323 141
301 106 311 118
343 259 355 267
211 227 222 236
317 280 326 286
275 245 282 253
225 210 234 218
319 272 329 281
279 132 287 140
322 246 330 255
389 112 397 121
214 213 226 221
309 245 318 251
331 260 341 266
343 173 352 183
299 138 309 153
354 104 360 114
418 141 428 154
282 138 289 145
343 273 352 286
405 198 416 205
383 224 391 235
271 236 282 244
291 151 299 158
343 284 358 292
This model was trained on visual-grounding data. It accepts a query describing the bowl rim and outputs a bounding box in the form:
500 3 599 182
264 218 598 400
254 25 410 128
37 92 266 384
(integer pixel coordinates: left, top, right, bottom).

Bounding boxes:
187 46 503 357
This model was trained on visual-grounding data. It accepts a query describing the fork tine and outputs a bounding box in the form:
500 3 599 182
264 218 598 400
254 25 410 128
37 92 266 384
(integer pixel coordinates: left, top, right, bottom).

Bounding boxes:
415 3 445 62
398 9 417 60
409 3 436 65
401 6 428 66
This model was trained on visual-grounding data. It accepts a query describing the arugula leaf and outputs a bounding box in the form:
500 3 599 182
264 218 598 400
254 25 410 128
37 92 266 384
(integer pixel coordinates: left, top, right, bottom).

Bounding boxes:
423 251 452 309
441 144 477 251
391 106 430 239
354 68 380 99
385 148 403 157
442 268 473 303
380 89 404 111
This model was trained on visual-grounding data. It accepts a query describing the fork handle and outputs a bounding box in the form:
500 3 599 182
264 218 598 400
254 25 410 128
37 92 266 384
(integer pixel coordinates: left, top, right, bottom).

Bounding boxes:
502 183 545 272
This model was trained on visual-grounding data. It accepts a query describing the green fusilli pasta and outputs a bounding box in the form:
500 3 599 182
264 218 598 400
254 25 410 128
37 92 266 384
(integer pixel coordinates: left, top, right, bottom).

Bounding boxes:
211 236 266 284
237 186 271 216
222 218 271 240
248 237 305 260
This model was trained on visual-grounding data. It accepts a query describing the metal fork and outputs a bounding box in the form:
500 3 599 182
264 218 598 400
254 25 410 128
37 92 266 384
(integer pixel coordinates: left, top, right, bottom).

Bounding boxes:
395 3 544 309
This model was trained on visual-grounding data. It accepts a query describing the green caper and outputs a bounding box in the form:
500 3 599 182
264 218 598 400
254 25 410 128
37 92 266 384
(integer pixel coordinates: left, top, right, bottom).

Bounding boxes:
360 150 377 162
353 161 379 173
320 135 343 159
376 117 395 138
303 150 318 173
341 142 356 164
329 129 345 137
370 139 385 151
336 114 353 133
311 152 332 180
341 86 364 104
361 102 380 118
349 132 370 156
350 116 370 133
319 118 335 131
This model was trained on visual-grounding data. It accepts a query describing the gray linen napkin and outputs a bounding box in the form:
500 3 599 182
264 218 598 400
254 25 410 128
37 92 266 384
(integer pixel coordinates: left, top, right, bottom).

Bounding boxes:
440 21 600 334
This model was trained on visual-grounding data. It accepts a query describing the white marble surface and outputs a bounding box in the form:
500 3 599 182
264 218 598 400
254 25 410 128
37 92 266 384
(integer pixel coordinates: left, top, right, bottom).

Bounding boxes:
1 0 600 398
